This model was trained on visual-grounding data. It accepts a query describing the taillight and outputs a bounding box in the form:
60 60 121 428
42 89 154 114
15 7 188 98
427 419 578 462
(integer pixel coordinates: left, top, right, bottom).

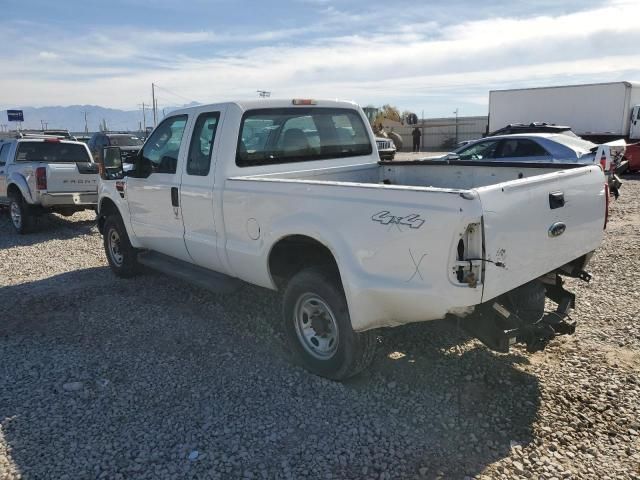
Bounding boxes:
599 152 608 171
36 167 47 190
604 183 609 229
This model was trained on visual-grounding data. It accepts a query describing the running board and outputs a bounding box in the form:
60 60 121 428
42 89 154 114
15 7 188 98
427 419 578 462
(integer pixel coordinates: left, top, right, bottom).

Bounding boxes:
137 251 242 294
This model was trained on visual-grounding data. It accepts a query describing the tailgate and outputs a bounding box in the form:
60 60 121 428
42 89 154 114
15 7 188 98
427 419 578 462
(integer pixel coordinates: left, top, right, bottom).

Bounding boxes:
45 162 99 193
478 165 605 302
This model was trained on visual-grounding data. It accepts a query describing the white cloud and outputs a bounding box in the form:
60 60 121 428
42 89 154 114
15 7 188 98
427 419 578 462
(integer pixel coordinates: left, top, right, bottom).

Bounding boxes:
38 51 59 60
1 0 639 116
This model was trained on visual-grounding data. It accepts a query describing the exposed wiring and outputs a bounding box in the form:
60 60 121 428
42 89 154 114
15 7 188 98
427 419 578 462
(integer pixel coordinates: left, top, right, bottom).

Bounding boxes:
465 257 506 268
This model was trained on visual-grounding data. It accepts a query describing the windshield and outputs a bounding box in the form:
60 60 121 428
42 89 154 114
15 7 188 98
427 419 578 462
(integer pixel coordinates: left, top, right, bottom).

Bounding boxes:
108 135 143 147
16 142 91 163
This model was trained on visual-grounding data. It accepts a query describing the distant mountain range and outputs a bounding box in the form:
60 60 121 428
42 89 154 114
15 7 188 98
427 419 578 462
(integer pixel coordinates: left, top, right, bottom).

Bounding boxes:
1 103 199 133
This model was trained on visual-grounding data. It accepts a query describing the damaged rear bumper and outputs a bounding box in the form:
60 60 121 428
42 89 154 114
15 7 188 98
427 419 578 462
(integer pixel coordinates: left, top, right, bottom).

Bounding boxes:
461 274 584 353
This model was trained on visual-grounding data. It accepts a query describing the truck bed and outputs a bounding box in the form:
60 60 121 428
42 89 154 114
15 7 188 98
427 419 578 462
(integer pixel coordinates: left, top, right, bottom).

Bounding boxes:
225 160 605 330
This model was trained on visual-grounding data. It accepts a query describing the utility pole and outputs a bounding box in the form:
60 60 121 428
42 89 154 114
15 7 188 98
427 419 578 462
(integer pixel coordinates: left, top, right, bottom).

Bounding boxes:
152 83 157 127
83 110 89 133
142 102 146 132
453 108 459 144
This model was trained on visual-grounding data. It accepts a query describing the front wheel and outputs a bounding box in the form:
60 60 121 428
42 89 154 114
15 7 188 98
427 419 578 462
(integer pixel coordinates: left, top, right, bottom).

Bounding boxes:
283 268 376 380
103 215 139 278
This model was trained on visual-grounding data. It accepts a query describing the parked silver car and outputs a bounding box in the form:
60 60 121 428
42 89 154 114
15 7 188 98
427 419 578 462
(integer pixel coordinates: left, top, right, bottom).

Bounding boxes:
450 133 599 164
429 133 626 196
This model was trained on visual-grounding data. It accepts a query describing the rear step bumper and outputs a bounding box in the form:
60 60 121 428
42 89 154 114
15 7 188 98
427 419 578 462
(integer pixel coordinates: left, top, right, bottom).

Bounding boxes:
462 276 581 353
40 192 98 207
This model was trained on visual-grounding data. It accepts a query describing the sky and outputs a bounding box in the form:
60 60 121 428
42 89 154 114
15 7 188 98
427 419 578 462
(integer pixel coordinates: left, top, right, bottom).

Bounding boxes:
1 0 639 117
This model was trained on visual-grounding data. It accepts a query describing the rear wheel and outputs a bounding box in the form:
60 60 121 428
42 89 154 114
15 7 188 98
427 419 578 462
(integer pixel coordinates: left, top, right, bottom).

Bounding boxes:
9 193 34 234
103 215 139 277
283 268 376 380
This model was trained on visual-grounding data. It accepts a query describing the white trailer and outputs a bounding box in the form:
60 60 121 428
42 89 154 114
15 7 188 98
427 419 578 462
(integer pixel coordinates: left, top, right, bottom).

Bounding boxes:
489 81 640 141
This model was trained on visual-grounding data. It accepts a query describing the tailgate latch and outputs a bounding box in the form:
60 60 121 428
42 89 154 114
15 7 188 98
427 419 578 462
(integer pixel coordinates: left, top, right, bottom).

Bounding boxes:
549 191 565 209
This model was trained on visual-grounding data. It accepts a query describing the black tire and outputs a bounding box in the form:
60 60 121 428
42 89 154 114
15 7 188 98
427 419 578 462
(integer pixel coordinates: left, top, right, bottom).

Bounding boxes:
506 280 546 323
283 268 376 380
9 192 34 234
103 215 139 278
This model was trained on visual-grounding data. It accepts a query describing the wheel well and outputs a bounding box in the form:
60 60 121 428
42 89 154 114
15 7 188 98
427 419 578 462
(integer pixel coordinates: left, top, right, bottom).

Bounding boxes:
268 235 341 290
97 198 119 234
7 184 21 199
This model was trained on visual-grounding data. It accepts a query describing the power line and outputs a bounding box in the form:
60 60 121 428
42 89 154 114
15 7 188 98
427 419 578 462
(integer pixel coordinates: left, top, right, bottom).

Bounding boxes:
153 83 198 105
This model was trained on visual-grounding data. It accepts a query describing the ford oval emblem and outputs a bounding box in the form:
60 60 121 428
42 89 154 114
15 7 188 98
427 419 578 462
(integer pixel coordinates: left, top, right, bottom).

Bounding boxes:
548 222 566 238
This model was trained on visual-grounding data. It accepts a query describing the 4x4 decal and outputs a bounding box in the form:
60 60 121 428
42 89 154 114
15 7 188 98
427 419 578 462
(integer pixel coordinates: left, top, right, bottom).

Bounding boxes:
372 211 425 229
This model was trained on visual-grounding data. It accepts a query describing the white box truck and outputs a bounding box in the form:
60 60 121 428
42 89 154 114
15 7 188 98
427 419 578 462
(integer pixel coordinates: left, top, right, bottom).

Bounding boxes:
489 81 640 142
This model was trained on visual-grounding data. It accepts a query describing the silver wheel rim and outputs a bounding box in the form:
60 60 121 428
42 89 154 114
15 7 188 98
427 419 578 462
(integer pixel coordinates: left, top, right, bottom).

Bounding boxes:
10 201 22 230
294 293 339 360
108 228 124 266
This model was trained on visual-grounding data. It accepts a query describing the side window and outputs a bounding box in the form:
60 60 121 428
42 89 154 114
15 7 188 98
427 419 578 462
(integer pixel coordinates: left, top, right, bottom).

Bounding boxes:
186 112 220 176
457 140 500 160
499 139 549 158
141 115 188 174
0 144 10 166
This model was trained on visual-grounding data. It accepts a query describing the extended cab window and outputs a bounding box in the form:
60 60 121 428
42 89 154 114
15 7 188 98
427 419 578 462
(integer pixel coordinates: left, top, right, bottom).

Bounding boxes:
236 108 372 167
187 112 220 176
15 142 91 163
141 115 187 174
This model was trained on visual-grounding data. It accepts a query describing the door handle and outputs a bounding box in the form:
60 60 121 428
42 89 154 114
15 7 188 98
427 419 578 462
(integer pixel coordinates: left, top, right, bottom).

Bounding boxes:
171 187 179 207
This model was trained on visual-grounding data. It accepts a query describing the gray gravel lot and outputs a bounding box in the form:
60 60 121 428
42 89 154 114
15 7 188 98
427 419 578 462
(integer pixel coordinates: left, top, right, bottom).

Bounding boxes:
1 176 639 479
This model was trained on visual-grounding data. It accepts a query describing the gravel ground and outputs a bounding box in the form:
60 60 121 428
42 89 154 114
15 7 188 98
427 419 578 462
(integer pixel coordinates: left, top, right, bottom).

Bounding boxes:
1 176 639 480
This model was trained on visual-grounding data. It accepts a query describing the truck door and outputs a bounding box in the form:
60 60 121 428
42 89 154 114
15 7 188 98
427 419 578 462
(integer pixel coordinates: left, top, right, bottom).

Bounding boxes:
0 143 11 200
179 109 227 273
126 114 192 262
630 105 640 140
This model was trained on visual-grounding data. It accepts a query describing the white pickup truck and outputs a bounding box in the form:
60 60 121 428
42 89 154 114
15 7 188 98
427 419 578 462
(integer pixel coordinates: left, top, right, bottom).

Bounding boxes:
0 137 99 233
97 99 607 380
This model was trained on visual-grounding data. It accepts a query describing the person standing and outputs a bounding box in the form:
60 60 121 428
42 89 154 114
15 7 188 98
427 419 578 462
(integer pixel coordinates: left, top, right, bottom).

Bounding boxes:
412 127 421 153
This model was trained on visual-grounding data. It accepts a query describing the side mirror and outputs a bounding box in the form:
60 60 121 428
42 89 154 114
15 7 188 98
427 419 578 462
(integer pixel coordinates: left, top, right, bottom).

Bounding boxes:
446 153 460 161
102 146 124 180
